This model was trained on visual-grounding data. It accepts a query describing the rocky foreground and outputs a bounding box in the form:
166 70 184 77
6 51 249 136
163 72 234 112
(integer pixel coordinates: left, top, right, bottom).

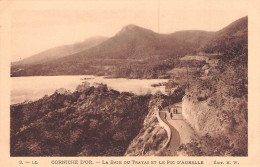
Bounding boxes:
10 83 183 156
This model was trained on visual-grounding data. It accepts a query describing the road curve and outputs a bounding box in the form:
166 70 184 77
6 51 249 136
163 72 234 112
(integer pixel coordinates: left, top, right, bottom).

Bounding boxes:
159 111 180 153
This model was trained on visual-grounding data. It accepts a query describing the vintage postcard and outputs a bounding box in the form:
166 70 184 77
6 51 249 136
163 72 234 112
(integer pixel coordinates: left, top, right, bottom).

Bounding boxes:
0 0 259 166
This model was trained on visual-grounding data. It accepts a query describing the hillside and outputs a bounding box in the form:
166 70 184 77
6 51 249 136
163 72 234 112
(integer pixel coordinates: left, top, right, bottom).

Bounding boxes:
12 36 108 66
176 51 248 156
11 25 212 77
60 25 202 60
165 17 248 156
200 16 248 56
11 17 247 78
170 30 214 47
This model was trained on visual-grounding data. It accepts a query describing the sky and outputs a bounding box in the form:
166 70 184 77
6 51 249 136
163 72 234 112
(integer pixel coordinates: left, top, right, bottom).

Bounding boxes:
9 0 248 62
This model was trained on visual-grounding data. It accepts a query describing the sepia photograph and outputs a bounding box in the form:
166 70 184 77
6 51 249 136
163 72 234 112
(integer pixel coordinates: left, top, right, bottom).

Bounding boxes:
1 0 260 166
9 0 248 157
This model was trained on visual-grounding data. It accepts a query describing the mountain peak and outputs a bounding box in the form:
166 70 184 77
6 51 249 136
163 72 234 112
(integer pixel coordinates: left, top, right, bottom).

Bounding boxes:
122 24 141 31
118 24 154 35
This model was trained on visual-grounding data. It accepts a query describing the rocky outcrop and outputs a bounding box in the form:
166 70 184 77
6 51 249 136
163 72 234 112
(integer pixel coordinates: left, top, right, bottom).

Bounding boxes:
124 106 168 156
11 83 151 156
180 94 248 156
182 95 229 136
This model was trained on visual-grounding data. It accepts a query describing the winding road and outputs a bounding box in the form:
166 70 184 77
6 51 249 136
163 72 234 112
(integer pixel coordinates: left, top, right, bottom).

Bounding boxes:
159 102 196 154
159 111 180 154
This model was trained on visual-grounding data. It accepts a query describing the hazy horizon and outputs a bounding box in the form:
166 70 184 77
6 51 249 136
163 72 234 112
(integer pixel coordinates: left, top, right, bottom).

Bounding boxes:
11 0 247 62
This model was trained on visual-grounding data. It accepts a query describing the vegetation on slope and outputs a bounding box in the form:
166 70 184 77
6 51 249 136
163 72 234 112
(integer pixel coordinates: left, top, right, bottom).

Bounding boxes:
200 16 248 56
11 84 151 156
169 17 248 156
180 53 248 156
